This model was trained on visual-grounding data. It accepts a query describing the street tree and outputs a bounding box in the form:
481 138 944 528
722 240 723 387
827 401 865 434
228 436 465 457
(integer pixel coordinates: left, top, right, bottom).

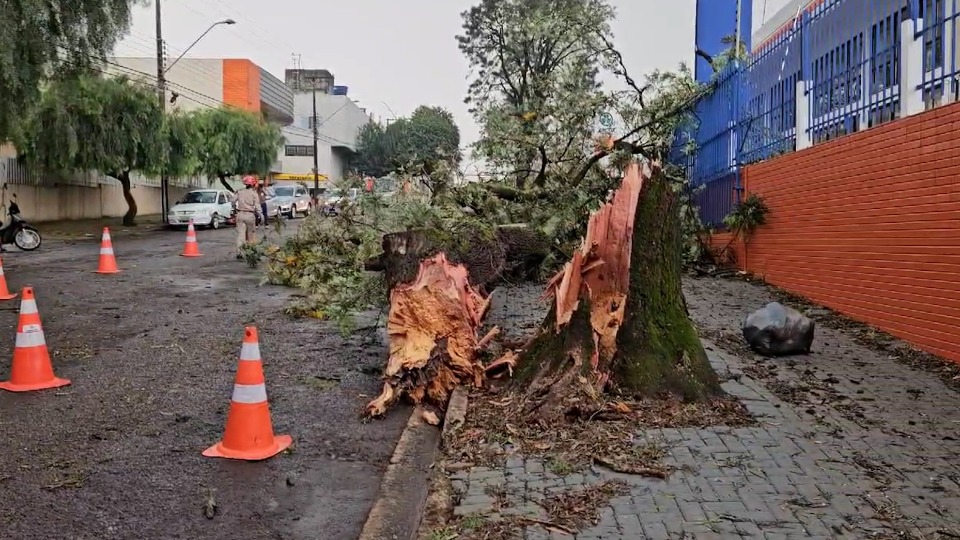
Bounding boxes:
0 0 140 141
354 105 461 194
393 106 461 175
18 75 165 226
456 0 721 415
457 0 616 190
190 107 283 191
165 111 204 180
353 122 394 178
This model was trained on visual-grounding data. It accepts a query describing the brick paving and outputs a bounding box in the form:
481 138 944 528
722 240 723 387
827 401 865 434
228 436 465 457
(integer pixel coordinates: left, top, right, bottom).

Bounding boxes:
448 277 960 539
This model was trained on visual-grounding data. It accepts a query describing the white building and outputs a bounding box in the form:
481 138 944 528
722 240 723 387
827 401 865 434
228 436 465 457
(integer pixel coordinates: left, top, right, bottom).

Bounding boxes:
274 69 371 184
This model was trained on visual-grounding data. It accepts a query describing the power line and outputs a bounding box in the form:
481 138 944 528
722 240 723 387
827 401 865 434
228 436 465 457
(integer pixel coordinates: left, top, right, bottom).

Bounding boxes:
168 0 300 64
117 33 227 90
56 46 358 148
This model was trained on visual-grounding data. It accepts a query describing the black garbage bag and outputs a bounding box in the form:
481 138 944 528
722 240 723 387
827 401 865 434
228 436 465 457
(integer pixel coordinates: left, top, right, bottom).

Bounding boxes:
742 302 815 357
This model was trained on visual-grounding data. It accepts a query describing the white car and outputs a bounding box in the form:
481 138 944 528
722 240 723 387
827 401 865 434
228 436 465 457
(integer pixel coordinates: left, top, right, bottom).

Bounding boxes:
168 189 234 229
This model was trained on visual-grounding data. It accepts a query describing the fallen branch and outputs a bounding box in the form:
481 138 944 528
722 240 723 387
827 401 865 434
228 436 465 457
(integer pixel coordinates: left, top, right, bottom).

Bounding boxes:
592 456 669 479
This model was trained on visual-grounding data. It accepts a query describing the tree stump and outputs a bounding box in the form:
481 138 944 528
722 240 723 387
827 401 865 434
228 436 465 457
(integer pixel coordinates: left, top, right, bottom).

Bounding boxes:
366 228 507 292
511 161 722 422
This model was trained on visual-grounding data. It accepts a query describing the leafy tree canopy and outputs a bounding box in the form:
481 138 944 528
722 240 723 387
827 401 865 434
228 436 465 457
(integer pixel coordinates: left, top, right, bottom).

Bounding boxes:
0 0 142 140
454 0 705 261
353 122 392 178
353 105 461 178
457 0 616 189
189 107 283 191
18 74 165 225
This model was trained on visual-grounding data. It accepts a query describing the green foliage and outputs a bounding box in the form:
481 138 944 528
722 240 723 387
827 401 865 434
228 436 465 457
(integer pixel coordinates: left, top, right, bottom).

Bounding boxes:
263 184 417 331
675 183 711 267
165 111 204 178
18 74 165 224
353 122 392 177
0 0 142 141
189 107 283 189
19 75 165 177
458 0 616 189
353 106 461 179
710 34 749 76
723 193 769 237
453 0 708 260
394 106 462 176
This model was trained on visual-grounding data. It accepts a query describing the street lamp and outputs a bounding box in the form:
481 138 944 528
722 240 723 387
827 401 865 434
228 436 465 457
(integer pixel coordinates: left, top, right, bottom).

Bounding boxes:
165 19 236 74
155 7 235 223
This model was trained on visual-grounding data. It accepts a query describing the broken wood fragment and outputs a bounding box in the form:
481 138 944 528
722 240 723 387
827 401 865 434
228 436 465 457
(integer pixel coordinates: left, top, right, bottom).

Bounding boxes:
365 253 490 417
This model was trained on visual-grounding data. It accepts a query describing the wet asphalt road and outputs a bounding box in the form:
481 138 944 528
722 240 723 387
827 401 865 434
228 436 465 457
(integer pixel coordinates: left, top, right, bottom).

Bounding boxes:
0 223 409 540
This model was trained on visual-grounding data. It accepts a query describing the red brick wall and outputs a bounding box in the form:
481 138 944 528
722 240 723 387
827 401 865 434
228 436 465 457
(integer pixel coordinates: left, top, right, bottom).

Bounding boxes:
712 101 960 363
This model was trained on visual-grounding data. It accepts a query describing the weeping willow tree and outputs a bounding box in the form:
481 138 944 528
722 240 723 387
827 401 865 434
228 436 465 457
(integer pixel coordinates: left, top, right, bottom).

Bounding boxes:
18 75 167 225
0 0 143 141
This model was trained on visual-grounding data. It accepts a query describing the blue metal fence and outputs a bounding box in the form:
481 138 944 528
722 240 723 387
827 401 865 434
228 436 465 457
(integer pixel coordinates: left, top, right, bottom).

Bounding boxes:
682 0 960 226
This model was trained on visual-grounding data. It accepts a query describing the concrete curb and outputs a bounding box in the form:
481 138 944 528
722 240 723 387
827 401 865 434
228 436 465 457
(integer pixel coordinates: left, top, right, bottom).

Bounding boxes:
441 387 469 446
358 406 441 540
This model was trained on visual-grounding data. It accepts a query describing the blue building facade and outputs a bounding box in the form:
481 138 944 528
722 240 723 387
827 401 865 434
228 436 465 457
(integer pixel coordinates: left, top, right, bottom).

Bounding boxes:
686 0 958 226
695 0 754 82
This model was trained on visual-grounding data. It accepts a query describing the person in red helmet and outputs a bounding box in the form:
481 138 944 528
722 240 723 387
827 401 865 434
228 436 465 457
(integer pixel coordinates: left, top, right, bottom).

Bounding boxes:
232 175 263 259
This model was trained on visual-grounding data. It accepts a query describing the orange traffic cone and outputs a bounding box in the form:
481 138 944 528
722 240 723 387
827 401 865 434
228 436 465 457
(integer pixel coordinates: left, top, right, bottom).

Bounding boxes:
203 326 292 460
181 220 203 257
0 257 17 301
95 227 120 274
0 287 71 392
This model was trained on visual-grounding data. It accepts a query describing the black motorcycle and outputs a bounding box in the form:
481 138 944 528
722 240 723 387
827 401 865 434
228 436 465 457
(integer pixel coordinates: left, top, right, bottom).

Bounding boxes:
0 198 41 251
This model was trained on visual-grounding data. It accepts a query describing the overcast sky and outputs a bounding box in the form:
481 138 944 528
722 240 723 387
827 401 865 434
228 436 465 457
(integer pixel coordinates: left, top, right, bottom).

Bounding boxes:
115 0 698 168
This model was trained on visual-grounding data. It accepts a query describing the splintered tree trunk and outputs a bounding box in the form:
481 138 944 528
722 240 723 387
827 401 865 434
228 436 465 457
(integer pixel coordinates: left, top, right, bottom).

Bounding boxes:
511 162 721 421
365 253 494 417
115 171 138 226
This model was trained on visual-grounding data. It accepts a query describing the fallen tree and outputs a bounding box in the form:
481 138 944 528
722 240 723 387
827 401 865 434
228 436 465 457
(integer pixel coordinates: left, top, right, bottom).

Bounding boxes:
503 160 723 422
365 253 497 416
364 160 723 420
365 224 550 291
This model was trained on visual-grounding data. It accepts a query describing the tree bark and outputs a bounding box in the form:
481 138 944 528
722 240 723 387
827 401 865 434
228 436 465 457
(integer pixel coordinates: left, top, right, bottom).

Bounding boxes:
511 161 721 422
610 164 722 401
114 171 137 226
364 225 550 291
368 228 507 292
219 174 235 193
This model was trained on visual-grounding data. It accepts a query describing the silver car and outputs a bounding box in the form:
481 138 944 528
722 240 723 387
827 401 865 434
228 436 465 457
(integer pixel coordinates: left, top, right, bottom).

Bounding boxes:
270 184 313 219
322 188 360 216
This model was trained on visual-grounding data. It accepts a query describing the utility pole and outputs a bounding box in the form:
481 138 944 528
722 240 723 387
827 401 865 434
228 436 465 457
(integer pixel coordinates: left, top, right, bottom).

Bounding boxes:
311 83 320 206
734 0 742 60
156 0 170 224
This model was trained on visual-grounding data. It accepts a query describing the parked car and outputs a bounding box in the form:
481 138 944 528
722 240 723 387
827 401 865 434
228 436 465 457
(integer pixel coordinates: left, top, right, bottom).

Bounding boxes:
259 186 283 221
271 184 313 219
322 188 360 216
168 189 234 229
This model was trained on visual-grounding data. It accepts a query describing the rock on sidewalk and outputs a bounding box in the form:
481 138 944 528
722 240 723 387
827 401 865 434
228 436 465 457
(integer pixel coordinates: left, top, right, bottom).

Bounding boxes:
742 301 815 357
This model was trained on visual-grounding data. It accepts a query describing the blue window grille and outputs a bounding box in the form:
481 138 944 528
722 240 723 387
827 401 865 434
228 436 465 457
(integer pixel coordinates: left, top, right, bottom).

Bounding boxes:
680 0 957 227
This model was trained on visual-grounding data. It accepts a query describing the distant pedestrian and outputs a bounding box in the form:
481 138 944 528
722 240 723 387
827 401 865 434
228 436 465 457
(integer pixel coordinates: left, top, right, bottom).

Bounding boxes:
256 184 270 227
233 176 262 259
